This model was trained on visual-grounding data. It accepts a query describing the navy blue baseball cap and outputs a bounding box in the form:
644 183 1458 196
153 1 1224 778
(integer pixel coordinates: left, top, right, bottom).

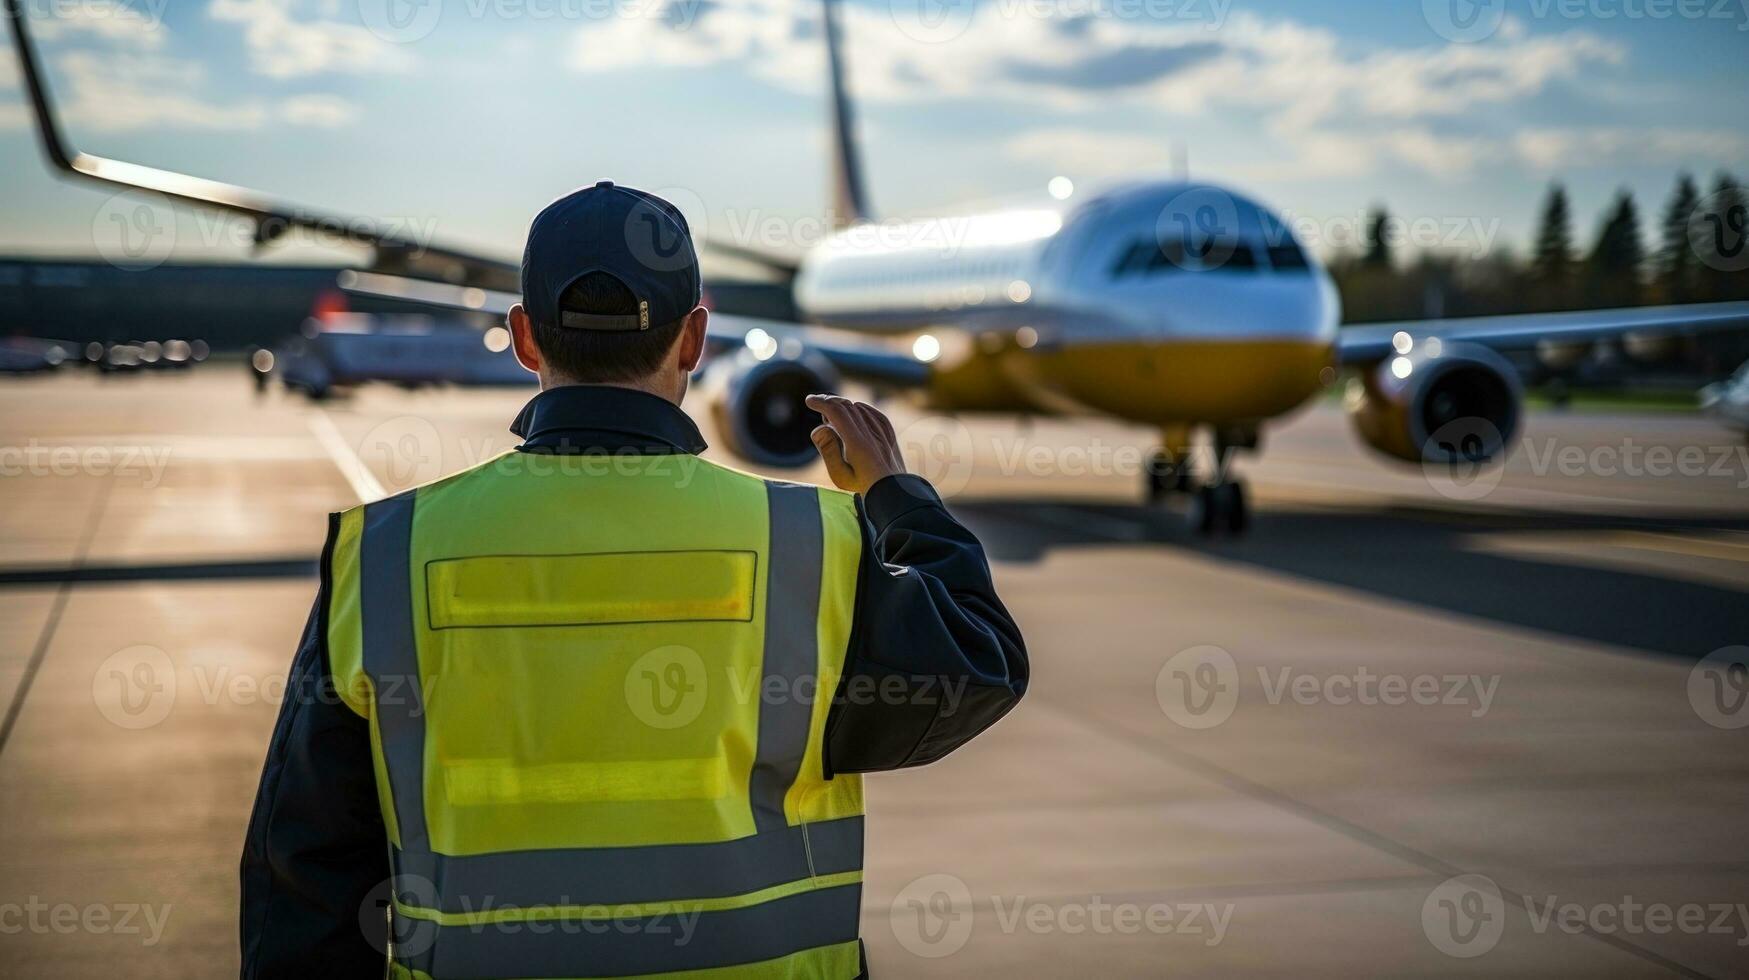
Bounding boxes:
521 181 702 332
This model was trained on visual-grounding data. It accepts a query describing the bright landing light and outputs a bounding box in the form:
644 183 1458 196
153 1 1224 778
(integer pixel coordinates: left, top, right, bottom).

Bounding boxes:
1392 331 1413 355
912 334 942 363
1048 176 1074 200
746 328 779 361
1391 356 1414 380
483 326 511 353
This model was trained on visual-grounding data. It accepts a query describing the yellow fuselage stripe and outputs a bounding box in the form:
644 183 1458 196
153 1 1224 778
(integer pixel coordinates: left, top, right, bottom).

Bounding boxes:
928 338 1335 424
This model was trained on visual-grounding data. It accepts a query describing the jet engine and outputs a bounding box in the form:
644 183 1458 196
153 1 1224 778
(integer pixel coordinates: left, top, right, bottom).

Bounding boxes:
1347 341 1522 466
704 347 840 468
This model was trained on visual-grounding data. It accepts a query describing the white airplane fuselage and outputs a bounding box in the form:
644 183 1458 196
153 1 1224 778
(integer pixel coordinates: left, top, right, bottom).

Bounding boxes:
791 181 1341 429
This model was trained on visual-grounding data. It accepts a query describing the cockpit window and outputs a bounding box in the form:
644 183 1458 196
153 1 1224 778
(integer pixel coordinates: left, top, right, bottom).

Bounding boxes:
1109 236 1263 278
1201 239 1257 271
1266 242 1311 271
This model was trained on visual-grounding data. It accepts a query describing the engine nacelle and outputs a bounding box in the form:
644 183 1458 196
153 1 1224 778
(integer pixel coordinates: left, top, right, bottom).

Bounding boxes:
1347 341 1522 465
704 348 840 468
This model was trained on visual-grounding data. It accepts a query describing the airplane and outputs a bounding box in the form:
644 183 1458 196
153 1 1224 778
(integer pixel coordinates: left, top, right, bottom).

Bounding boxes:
9 0 1749 534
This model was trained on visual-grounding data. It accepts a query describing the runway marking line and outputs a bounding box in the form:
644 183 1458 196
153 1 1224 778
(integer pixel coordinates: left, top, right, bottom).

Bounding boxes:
307 411 384 504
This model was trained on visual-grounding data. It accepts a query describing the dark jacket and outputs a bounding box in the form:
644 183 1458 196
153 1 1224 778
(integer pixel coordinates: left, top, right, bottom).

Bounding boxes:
239 385 1029 977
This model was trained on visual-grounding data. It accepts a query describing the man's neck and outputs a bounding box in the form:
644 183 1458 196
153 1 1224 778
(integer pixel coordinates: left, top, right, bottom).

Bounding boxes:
540 375 679 406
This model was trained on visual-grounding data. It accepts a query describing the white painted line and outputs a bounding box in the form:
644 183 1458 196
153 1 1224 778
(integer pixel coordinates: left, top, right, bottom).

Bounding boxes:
307 411 384 503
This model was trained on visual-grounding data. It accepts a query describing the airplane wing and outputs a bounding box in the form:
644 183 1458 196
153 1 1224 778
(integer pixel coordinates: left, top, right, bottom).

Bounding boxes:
1337 302 1749 364
704 312 931 388
6 0 804 290
3 0 522 292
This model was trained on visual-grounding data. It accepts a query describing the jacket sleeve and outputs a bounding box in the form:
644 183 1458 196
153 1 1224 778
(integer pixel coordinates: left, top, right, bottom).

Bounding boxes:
824 474 1028 773
239 521 389 978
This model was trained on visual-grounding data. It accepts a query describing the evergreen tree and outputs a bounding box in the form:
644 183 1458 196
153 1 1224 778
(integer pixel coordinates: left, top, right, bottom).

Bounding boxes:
1364 207 1394 269
1658 173 1700 303
1531 184 1575 308
1587 190 1644 308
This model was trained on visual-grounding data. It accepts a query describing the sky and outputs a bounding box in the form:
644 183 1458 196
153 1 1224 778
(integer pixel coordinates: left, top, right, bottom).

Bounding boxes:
1 0 1745 270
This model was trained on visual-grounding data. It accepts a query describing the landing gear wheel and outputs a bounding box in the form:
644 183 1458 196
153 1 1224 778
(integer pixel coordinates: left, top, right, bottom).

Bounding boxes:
1146 451 1193 504
1217 480 1249 536
1186 480 1250 537
1187 486 1219 535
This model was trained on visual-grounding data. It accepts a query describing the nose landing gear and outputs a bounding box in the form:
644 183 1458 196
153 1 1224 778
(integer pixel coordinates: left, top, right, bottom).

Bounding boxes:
1147 426 1254 537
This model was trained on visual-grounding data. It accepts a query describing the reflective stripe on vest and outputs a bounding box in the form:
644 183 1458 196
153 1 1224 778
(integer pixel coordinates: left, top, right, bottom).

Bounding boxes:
344 463 864 979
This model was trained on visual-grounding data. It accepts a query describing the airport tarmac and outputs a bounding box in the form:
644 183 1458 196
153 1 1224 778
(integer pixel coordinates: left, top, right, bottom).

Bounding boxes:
1 370 1746 978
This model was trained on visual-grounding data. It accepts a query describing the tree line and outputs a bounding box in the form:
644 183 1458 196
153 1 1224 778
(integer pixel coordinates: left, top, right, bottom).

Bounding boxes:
1334 172 1749 325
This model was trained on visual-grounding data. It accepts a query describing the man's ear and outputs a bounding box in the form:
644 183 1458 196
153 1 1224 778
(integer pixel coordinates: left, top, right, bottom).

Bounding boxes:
675 306 709 374
507 304 542 376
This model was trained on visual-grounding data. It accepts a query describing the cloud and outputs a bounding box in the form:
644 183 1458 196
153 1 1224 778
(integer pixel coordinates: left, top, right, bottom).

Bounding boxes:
1007 123 1747 187
7 4 371 133
208 0 410 78
570 2 1634 181
1004 128 1170 177
56 51 270 130
52 51 365 131
570 4 1620 115
278 92 360 126
1513 127 1749 169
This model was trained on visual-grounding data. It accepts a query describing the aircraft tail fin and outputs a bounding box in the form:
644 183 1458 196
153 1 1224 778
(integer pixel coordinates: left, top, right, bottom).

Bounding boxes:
822 0 869 228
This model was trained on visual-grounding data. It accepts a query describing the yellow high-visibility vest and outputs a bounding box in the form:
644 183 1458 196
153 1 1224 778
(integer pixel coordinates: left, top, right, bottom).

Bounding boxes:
325 451 866 979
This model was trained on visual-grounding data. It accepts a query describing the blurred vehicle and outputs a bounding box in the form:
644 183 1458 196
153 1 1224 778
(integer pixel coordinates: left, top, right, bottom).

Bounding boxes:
1700 361 1749 440
0 336 71 373
268 314 529 399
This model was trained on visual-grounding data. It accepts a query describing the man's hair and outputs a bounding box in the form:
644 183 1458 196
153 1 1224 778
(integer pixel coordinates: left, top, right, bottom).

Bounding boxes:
530 271 687 383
